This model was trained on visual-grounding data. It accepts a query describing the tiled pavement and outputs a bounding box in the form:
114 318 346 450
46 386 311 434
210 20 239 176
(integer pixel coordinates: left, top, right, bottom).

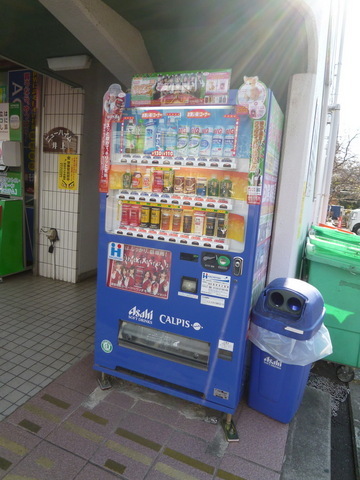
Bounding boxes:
0 271 290 480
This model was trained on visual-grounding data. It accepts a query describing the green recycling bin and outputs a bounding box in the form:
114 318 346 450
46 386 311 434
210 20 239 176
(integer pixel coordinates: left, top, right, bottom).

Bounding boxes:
305 226 360 369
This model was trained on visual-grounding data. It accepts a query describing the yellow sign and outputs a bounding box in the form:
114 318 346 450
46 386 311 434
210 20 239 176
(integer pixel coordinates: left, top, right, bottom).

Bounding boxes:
58 154 79 190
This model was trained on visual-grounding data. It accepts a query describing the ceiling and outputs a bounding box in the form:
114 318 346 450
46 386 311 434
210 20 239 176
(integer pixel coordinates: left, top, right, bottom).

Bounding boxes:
0 0 309 109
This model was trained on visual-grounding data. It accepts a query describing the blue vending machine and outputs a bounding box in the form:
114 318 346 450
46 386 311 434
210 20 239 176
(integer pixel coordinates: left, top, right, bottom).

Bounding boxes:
94 71 283 439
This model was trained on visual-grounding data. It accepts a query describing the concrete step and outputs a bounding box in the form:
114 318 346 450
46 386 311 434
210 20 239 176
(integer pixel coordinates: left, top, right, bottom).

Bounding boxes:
349 368 360 480
281 385 331 480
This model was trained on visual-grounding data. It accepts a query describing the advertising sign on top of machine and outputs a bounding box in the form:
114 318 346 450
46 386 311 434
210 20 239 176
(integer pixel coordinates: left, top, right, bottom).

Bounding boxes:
94 69 284 438
131 69 232 107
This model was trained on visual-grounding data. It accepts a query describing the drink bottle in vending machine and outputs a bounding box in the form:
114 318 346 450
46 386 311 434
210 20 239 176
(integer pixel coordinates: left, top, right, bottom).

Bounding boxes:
95 71 283 439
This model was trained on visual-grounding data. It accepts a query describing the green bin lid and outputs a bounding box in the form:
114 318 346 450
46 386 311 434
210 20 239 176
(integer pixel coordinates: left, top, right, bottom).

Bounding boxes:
306 240 360 273
311 225 360 246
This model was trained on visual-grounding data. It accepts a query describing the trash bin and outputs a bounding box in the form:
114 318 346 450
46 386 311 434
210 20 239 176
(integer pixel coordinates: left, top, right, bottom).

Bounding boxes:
306 226 360 371
247 278 331 423
311 224 360 246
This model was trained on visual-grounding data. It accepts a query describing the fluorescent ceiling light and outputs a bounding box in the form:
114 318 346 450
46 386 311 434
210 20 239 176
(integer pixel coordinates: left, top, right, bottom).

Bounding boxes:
47 55 92 71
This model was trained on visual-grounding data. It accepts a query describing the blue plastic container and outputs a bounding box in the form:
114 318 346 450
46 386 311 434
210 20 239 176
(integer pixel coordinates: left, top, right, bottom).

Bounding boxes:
248 347 312 423
248 278 324 423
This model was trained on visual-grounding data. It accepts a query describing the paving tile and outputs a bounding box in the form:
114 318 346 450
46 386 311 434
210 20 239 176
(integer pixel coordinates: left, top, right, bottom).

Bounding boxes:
131 398 181 426
147 452 215 480
55 353 99 394
90 436 155 480
6 383 87 438
174 409 222 442
228 404 288 472
1 440 86 480
164 430 221 471
74 463 121 479
90 412 173 479
102 388 137 411
117 410 174 446
0 422 42 479
46 400 127 459
218 454 281 480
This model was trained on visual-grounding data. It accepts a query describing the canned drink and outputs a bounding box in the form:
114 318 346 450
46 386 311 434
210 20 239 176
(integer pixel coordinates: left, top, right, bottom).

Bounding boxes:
140 206 151 227
131 171 142 189
185 176 196 194
188 125 201 157
211 125 225 157
172 211 182 231
150 206 161 228
129 205 141 227
174 175 185 193
205 213 216 236
176 125 189 156
196 177 207 196
199 126 213 157
219 176 232 198
160 209 171 230
216 213 228 238
152 170 164 192
223 125 236 157
120 203 131 226
183 212 193 233
163 170 174 193
193 210 206 235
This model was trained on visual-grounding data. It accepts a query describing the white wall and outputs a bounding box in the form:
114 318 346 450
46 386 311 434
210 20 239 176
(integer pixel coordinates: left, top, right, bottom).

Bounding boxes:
38 77 84 282
37 61 120 282
267 0 345 281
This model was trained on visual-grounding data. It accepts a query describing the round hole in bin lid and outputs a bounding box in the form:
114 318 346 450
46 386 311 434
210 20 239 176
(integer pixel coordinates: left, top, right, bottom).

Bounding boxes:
270 291 284 307
287 297 303 314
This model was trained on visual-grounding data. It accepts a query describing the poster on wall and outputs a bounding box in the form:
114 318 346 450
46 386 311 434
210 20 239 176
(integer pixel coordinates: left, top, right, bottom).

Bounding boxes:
8 70 38 197
0 103 9 141
9 102 22 142
58 154 79 190
107 243 171 299
0 171 22 196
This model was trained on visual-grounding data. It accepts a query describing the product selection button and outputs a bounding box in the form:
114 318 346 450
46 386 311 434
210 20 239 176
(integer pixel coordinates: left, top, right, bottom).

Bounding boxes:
218 255 231 267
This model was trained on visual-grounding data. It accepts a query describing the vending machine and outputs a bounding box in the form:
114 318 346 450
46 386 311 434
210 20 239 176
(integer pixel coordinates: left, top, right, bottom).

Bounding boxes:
0 140 25 278
94 71 283 437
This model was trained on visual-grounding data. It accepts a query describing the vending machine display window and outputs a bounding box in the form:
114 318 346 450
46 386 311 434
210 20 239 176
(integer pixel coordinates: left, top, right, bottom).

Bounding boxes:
103 103 251 254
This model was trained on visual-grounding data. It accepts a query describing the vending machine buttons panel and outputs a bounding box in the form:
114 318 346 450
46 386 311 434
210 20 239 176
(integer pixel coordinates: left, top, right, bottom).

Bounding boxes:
201 252 231 272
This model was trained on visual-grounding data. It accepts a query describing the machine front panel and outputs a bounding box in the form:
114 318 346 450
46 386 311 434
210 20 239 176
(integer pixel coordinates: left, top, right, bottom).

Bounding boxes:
95 82 283 413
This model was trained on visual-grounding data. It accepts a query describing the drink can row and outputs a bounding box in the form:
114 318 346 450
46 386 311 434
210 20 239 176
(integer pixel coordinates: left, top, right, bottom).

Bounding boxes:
120 203 228 237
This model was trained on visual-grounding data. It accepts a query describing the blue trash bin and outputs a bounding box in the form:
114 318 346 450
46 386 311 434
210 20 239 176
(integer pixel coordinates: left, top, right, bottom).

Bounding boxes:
247 278 325 423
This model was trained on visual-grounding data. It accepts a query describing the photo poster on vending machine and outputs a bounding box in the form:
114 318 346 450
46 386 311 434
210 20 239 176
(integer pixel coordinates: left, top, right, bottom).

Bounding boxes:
95 70 284 431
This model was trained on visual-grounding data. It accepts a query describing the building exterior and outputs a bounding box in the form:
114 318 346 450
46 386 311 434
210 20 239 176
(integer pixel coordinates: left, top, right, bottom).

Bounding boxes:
0 0 346 283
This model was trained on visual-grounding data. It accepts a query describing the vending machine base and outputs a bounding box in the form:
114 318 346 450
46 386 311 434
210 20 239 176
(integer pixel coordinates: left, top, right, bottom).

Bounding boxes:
221 414 240 442
95 365 241 442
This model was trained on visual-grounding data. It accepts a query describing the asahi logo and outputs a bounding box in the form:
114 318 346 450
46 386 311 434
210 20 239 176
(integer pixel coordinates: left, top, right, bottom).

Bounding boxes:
263 356 282 369
128 306 153 323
